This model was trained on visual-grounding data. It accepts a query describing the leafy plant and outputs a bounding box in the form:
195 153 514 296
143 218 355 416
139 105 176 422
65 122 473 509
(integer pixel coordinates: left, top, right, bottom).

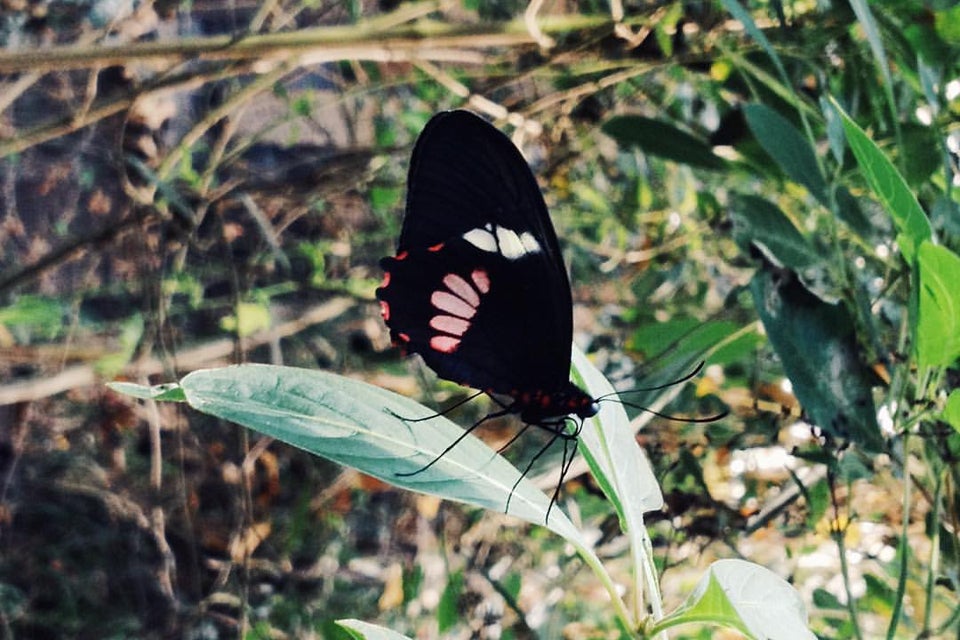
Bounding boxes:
111 347 815 639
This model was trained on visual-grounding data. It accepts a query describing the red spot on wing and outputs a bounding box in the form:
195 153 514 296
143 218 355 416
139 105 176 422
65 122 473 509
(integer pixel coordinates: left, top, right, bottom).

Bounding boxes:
380 271 391 288
396 250 409 260
428 242 444 252
379 300 390 321
398 332 411 343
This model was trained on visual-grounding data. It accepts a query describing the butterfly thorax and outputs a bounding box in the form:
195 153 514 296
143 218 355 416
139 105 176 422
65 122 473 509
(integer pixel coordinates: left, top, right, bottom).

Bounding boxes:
512 382 599 424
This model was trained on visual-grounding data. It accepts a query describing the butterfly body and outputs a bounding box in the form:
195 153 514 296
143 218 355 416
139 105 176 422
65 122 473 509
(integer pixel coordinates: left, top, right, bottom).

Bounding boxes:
376 110 597 436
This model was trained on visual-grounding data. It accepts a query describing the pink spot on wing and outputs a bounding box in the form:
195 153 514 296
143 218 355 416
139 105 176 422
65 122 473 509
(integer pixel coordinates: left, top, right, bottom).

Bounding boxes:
379 300 390 321
430 335 460 353
442 273 479 307
431 291 476 318
396 250 408 260
380 271 391 288
398 332 410 343
471 269 490 294
430 314 470 337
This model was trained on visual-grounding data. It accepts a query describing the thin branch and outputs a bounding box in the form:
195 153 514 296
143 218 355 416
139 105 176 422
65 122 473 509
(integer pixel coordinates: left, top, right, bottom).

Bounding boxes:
0 296 355 405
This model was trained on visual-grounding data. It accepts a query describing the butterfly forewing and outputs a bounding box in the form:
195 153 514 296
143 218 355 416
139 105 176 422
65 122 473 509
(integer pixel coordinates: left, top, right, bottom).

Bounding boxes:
379 111 575 396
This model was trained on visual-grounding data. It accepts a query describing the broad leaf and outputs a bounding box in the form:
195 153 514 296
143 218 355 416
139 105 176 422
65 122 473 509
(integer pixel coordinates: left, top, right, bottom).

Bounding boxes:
751 266 882 451
572 346 663 622
602 115 726 170
743 104 828 206
827 96 932 262
171 365 585 537
917 242 960 368
653 559 815 639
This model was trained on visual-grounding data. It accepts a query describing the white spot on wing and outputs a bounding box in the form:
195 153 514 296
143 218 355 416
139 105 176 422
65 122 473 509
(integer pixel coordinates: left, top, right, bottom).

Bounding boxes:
462 224 542 260
463 227 497 253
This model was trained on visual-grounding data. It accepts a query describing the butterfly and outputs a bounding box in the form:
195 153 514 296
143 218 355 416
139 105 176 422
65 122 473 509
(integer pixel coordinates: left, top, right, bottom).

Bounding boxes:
376 110 599 514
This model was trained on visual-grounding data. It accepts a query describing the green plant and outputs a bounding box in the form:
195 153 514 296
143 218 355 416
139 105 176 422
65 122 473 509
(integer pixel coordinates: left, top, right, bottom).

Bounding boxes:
111 347 815 639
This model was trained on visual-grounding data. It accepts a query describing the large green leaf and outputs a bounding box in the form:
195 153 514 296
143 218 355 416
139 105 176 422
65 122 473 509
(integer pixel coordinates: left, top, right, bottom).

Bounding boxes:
916 241 960 368
743 104 828 206
652 559 815 639
161 365 582 538
602 115 726 170
750 266 882 451
572 347 662 620
111 362 635 627
826 96 932 263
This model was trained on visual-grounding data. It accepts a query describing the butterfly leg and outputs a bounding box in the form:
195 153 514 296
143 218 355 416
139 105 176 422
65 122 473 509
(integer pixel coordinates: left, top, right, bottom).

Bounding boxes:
395 404 514 477
385 389 485 422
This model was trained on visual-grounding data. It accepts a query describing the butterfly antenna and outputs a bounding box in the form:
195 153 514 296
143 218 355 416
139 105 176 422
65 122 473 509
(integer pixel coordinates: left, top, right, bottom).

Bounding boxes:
595 360 728 423
395 405 513 477
593 360 707 401
615 401 729 423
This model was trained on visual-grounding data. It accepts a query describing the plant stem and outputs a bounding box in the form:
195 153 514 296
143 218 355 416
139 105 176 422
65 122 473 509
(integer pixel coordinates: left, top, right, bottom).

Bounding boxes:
886 430 911 640
830 467 864 640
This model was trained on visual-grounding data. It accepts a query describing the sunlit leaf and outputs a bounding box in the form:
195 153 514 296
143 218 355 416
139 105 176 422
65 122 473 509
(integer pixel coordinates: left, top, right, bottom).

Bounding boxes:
170 365 580 535
916 242 960 368
602 115 726 170
827 96 932 262
219 301 271 337
743 104 828 206
653 559 815 639
943 390 960 433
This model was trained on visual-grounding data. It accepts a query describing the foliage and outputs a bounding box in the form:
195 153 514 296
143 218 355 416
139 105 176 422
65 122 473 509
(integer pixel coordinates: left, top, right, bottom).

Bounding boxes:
1 0 959 638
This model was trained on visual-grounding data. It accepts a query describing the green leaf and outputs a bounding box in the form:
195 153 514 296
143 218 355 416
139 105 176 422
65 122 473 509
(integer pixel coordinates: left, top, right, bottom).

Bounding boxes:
751 266 882 451
653 559 815 639
826 96 932 263
437 570 464 633
337 619 412 640
900 123 941 186
107 381 186 402
602 115 726 170
573 347 663 518
174 365 584 536
943 390 960 433
743 104 828 206
730 194 820 269
219 301 271 337
0 295 64 339
935 4 960 43
718 0 790 91
916 242 960 368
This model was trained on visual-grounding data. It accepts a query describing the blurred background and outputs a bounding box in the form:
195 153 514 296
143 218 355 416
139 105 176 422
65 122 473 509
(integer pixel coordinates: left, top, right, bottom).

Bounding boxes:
1 1 958 638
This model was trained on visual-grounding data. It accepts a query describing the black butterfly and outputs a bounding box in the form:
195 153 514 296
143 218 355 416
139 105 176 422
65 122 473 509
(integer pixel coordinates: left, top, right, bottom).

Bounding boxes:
376 110 598 513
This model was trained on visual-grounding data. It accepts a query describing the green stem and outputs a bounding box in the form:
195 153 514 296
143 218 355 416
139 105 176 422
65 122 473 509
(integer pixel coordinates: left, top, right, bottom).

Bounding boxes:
886 431 911 639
